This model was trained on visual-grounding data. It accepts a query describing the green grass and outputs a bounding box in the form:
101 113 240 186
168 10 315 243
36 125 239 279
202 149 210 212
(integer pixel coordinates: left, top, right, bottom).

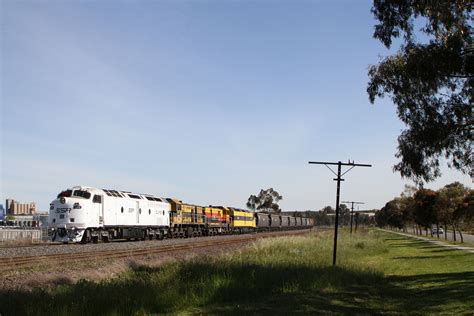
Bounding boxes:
1 229 473 315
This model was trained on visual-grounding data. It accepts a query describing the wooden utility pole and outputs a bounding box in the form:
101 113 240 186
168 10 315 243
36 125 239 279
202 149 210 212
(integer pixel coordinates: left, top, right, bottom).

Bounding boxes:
341 201 364 235
308 161 371 266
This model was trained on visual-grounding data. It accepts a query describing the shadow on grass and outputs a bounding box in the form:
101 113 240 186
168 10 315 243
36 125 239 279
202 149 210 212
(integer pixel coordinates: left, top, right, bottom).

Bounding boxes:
392 254 470 260
428 248 460 253
383 238 407 241
1 259 473 315
418 245 446 249
386 271 474 312
390 241 431 248
0 264 385 315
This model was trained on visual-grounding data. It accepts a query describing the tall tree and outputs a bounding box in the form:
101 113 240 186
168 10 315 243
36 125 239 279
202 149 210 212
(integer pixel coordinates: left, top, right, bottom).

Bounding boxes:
413 189 438 235
399 187 417 233
437 182 471 242
376 199 405 229
455 190 474 235
246 188 283 213
367 0 473 184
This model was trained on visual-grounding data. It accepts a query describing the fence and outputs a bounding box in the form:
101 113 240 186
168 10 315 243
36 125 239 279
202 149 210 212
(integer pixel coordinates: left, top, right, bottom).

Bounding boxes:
0 228 43 243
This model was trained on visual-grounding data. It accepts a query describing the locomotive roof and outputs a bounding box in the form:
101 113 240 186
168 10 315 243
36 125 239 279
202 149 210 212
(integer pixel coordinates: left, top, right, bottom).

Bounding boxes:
66 186 168 201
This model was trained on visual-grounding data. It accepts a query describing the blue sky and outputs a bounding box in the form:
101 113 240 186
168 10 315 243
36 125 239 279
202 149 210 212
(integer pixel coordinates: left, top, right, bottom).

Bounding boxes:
1 0 471 213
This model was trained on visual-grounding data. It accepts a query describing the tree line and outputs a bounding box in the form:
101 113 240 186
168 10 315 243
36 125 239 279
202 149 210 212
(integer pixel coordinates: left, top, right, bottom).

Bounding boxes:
246 188 375 228
375 182 473 242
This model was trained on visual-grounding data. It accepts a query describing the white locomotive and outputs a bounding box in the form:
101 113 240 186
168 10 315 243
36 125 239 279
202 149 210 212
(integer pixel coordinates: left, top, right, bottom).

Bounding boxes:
49 186 170 243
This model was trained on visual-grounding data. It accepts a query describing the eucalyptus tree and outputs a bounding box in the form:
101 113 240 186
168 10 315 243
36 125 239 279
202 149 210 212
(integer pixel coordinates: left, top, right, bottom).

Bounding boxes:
437 182 471 242
413 189 438 236
368 0 473 184
454 190 474 238
246 188 283 213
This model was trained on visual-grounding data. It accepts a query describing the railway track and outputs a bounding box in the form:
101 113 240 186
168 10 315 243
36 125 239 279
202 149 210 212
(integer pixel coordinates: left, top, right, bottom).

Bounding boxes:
0 229 312 271
0 242 63 249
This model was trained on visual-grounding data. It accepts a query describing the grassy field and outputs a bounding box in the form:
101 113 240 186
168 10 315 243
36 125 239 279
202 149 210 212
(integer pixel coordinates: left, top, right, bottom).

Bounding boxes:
1 229 473 315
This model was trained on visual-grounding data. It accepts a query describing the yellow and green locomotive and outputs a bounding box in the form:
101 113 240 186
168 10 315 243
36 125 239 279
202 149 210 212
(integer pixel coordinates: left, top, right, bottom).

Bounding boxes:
166 198 205 238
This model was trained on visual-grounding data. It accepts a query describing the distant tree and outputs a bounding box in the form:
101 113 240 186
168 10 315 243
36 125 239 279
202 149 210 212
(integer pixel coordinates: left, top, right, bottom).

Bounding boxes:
375 205 390 228
437 182 471 242
339 204 350 227
413 189 438 235
367 0 473 184
398 188 416 233
376 199 405 229
321 206 335 214
313 206 335 226
246 188 283 213
455 190 474 235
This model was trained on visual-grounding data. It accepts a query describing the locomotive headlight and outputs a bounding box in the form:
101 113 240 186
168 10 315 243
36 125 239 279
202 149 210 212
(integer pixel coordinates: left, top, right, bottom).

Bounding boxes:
50 203 54 210
73 203 82 209
60 197 66 204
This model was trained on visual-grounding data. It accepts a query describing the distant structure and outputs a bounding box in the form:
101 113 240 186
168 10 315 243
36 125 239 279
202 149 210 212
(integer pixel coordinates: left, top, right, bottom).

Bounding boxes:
5 198 37 215
357 210 376 218
0 204 4 221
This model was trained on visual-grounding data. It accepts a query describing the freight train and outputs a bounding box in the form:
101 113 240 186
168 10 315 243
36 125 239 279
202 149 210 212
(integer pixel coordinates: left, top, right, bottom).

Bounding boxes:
49 186 313 243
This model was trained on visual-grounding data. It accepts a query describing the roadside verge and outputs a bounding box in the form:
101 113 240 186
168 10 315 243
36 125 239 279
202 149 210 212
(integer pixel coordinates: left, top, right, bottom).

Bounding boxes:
379 229 474 254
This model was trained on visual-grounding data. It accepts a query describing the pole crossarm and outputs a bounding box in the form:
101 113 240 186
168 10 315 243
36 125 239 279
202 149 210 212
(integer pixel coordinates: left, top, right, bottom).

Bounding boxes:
308 161 372 167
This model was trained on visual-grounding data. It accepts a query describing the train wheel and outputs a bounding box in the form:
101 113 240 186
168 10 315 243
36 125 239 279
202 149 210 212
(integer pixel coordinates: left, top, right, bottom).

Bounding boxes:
186 227 192 238
80 229 91 244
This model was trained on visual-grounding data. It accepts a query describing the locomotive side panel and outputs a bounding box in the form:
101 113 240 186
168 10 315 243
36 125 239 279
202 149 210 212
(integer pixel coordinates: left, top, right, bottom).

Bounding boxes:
231 209 256 229
155 201 171 227
117 199 138 226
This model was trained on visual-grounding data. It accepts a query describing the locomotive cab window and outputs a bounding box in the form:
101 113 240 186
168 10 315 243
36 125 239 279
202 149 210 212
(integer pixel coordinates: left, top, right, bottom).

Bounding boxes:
93 195 102 203
73 190 91 199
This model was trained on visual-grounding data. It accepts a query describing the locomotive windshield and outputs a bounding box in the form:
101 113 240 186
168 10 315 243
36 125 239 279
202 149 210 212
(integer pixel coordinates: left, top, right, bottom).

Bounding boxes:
57 190 72 198
72 190 91 199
